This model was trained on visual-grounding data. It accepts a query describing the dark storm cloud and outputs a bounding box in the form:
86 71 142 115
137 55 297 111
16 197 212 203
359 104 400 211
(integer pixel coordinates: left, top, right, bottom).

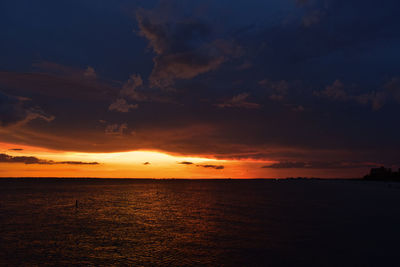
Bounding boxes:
136 7 237 89
0 153 99 165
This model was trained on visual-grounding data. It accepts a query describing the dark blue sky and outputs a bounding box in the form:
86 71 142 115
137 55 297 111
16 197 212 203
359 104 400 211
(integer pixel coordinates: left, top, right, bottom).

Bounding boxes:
1 0 400 173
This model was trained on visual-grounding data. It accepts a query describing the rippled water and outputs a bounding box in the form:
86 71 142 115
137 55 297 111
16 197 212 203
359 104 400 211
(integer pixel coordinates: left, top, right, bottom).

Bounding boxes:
1 179 400 266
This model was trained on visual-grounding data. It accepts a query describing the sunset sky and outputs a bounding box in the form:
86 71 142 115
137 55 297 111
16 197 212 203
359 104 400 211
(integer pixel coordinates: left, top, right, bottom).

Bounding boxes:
1 0 399 178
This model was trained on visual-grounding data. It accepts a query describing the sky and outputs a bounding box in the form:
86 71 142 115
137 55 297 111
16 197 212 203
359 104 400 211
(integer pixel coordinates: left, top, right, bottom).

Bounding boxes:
0 0 399 178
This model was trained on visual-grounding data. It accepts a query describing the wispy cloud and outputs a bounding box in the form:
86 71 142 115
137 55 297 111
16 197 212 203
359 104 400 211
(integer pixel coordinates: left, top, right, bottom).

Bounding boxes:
217 93 260 109
109 98 138 113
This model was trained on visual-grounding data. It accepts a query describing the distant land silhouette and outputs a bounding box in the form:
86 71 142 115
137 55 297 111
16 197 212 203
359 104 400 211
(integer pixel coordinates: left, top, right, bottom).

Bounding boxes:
364 167 400 181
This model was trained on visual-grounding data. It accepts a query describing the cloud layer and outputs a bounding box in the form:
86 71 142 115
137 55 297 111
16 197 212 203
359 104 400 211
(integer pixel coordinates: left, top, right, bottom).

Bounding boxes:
262 161 380 169
0 0 400 175
0 153 99 165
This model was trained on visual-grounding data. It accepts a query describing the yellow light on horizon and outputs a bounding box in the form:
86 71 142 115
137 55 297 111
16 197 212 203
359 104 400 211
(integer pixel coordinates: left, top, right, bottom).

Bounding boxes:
0 142 225 164
0 142 276 178
57 150 226 165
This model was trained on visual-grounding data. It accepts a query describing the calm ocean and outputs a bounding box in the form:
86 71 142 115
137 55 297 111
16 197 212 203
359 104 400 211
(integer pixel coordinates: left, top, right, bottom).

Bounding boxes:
1 179 400 266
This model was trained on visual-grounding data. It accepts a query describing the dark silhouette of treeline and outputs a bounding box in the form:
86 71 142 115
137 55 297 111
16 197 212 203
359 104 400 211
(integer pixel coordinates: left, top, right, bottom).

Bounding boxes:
364 167 400 181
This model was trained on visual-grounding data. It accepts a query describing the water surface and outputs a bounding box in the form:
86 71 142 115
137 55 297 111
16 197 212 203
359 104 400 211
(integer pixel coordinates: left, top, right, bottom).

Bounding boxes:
1 179 400 266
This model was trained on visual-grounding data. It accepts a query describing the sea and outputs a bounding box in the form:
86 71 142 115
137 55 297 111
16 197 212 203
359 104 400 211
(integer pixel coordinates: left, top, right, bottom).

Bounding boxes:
1 178 400 266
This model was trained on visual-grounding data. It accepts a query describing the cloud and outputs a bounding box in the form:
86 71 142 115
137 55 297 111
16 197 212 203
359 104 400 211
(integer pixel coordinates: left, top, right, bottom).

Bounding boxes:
109 98 138 112
57 161 99 165
148 48 225 89
356 91 387 111
0 91 54 127
136 9 235 89
315 80 388 110
84 66 97 79
384 77 400 103
105 123 128 135
197 164 224 170
179 161 194 165
315 80 348 101
353 77 400 110
262 161 379 169
217 93 260 109
259 80 289 101
120 74 147 101
9 148 23 151
178 161 223 169
262 161 308 169
143 162 150 165
1 2 400 173
0 153 99 165
117 73 173 104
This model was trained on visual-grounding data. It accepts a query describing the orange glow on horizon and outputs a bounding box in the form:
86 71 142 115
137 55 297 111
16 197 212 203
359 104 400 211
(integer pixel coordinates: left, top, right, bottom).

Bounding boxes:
0 142 274 178
0 142 361 178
